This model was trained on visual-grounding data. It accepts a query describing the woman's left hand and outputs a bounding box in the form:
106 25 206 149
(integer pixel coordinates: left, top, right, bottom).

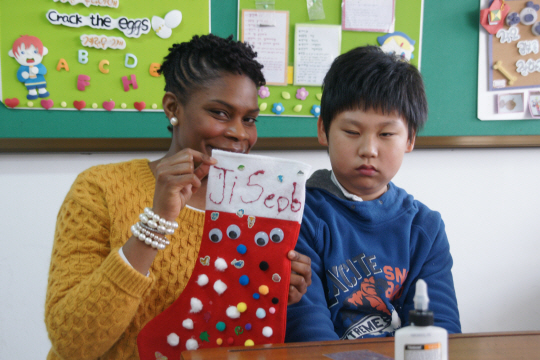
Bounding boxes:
287 250 312 305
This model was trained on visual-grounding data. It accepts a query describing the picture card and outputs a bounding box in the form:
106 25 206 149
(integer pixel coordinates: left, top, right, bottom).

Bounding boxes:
242 10 289 85
528 91 540 117
342 0 396 33
497 92 525 114
294 24 341 86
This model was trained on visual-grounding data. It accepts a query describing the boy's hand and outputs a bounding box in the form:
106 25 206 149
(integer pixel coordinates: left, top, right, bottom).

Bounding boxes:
287 250 312 305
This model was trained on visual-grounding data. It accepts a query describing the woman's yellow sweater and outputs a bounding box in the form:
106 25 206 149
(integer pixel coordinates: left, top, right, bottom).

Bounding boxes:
45 159 205 359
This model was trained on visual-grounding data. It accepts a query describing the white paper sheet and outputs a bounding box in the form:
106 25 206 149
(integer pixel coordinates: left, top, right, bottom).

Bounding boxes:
241 10 289 85
342 0 395 33
293 24 341 86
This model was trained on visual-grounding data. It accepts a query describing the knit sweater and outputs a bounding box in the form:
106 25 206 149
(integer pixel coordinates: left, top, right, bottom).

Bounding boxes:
45 159 206 360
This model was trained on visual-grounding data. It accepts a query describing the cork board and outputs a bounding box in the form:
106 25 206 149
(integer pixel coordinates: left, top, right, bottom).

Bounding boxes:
490 0 540 90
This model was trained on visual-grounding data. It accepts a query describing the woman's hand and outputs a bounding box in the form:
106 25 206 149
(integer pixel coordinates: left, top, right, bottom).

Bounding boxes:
287 250 312 305
152 149 217 221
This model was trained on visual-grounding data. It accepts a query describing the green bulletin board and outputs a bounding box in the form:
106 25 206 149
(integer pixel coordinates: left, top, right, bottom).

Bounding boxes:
3 0 540 152
238 0 422 118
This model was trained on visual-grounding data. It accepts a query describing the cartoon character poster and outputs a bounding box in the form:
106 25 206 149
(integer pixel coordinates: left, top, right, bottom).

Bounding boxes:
0 1 209 111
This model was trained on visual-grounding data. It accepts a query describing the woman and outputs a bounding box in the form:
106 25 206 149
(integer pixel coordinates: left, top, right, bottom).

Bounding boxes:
45 34 312 360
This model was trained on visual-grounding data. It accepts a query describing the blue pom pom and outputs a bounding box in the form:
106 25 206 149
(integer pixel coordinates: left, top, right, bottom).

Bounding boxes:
237 244 247 255
239 275 250 286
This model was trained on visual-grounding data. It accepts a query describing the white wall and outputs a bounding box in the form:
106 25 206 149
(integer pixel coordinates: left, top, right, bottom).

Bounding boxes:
1 148 540 359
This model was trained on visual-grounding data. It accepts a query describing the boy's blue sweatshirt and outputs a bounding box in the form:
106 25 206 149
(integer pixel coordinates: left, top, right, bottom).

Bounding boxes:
286 170 461 342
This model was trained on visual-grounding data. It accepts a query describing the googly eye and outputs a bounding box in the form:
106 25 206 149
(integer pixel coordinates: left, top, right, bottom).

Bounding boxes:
209 228 223 243
254 232 269 247
270 228 284 243
227 224 241 239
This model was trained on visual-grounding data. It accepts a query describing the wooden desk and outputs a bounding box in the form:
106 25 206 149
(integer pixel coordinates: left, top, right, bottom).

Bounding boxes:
181 331 540 360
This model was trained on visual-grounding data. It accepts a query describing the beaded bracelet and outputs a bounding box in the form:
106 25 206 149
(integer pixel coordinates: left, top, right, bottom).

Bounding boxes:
131 208 178 250
139 207 178 235
131 222 170 250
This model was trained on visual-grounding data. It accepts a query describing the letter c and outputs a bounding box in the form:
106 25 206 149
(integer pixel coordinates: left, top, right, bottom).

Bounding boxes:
99 59 110 74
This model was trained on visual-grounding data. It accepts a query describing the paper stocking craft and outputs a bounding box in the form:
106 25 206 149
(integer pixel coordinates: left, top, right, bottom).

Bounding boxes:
138 150 311 358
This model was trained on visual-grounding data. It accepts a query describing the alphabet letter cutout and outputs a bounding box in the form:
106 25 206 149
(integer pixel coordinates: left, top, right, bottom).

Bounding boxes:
138 150 311 358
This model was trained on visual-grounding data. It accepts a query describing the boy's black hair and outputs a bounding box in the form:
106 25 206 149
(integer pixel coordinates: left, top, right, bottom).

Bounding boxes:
159 34 265 104
320 45 427 139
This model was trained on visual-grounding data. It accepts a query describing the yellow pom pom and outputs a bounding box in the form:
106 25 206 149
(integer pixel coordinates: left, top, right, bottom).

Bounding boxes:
259 285 269 295
217 338 223 345
237 302 247 313
244 339 255 346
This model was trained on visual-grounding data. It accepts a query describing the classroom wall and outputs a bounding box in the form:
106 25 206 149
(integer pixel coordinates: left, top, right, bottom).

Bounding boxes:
1 148 540 359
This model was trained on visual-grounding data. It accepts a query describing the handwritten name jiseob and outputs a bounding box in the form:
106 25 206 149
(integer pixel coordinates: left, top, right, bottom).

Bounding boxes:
209 167 302 215
46 10 150 38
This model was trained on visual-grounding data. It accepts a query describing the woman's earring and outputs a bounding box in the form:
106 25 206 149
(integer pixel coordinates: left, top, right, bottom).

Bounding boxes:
169 117 178 126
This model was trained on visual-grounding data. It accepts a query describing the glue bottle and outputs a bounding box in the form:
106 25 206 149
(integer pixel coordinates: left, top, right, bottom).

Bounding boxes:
394 279 448 360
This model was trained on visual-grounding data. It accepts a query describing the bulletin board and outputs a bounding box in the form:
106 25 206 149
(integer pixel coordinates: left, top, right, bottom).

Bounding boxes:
477 0 540 123
4 0 540 152
238 0 423 118
0 0 209 112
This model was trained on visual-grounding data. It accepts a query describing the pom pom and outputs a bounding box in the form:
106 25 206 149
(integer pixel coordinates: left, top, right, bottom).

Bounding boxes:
269 307 276 314
186 339 199 350
167 333 180 346
245 339 255 346
226 305 241 319
215 257 228 271
259 285 269 295
239 275 250 286
197 274 209 286
182 318 194 329
262 327 273 337
190 298 203 313
237 302 247 313
256 308 266 319
214 280 227 295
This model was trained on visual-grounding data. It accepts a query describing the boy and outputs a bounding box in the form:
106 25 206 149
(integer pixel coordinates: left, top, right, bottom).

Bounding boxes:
286 46 461 342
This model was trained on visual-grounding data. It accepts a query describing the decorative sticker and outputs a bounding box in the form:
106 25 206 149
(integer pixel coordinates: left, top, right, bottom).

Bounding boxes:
200 256 210 266
8 36 50 100
81 34 126 50
46 10 151 38
53 0 120 8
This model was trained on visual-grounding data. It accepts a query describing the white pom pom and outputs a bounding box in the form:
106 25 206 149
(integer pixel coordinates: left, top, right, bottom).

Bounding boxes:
189 297 203 313
262 326 273 338
213 280 227 295
185 339 199 350
182 318 194 329
226 305 241 319
214 257 228 271
167 333 180 346
197 274 209 286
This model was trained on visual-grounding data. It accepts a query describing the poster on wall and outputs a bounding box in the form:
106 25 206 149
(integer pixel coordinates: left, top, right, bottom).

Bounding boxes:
0 0 210 112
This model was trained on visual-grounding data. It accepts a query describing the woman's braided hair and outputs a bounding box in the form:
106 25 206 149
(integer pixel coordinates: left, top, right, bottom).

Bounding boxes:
159 34 265 105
